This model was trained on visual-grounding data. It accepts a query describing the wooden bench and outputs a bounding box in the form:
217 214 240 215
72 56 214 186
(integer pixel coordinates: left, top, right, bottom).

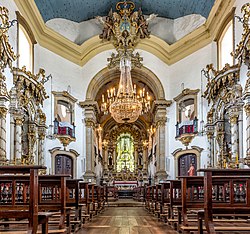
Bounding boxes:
197 169 250 234
0 165 46 234
66 178 83 232
0 173 69 234
178 172 250 233
79 181 90 222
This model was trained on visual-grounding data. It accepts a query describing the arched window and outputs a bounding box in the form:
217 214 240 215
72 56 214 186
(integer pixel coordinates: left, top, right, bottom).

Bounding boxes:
218 21 233 69
116 133 135 172
17 12 36 72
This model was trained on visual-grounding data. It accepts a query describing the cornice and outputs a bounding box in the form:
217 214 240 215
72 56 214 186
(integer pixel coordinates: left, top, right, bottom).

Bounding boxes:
14 0 235 66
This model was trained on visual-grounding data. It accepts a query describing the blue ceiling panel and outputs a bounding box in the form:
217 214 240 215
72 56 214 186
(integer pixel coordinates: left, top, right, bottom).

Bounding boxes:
34 0 215 23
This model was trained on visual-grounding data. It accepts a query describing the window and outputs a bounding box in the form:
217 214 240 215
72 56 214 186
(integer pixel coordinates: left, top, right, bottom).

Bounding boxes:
218 21 234 69
53 91 77 124
18 25 33 71
174 89 199 124
116 133 135 172
57 100 72 123
16 12 36 72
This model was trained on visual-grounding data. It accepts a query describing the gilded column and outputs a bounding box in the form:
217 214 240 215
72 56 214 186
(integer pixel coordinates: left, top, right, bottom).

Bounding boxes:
113 145 116 170
206 132 214 167
15 116 23 165
229 110 239 167
0 107 8 165
102 141 108 173
142 143 148 173
142 143 148 175
134 144 138 172
38 131 45 165
245 104 250 158
238 110 244 161
0 6 17 164
9 115 15 164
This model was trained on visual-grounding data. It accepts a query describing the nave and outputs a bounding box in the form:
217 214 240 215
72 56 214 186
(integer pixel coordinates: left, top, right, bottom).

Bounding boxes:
79 206 177 234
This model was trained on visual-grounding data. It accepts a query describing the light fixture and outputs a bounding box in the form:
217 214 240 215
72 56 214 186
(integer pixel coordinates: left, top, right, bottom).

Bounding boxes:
101 54 151 123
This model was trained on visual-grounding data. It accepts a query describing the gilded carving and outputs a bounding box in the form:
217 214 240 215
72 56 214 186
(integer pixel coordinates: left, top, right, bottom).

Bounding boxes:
15 116 23 125
97 1 156 51
234 3 250 68
85 118 96 127
207 108 215 123
12 67 49 107
0 107 7 118
176 133 196 147
245 104 250 116
0 6 17 71
204 64 240 105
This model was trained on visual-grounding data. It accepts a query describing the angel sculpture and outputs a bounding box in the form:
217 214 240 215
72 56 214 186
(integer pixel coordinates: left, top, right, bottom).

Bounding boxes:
96 14 113 41
137 8 157 39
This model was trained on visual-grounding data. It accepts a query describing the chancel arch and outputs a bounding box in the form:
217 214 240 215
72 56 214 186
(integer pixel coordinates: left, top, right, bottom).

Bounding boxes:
81 63 171 183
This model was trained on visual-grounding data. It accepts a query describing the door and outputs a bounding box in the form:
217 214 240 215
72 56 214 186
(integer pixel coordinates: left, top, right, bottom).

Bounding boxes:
178 153 197 176
55 155 73 177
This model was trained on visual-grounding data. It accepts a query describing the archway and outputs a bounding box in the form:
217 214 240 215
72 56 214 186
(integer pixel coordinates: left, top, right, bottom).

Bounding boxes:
80 64 171 183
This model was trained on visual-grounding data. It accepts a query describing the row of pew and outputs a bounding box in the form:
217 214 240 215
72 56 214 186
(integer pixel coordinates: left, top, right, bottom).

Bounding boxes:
145 169 250 233
0 166 106 234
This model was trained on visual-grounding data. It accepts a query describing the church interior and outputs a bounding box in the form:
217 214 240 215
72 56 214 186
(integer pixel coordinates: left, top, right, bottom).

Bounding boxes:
1 0 250 233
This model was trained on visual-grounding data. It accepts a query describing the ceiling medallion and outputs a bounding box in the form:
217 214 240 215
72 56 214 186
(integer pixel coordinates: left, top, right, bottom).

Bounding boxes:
96 1 157 52
98 1 156 123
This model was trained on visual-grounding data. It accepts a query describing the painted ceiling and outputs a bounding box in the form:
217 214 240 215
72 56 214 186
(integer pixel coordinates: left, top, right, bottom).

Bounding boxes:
34 0 216 23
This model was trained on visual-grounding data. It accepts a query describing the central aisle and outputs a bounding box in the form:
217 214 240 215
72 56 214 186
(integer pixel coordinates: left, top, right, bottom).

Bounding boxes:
78 206 178 234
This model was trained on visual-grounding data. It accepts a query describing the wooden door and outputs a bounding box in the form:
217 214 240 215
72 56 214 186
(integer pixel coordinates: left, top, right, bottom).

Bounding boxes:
178 153 197 176
55 155 73 177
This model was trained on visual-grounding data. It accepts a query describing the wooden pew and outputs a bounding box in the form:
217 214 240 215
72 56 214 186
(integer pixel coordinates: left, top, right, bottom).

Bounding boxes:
0 165 51 234
79 182 90 223
1 174 70 233
177 173 250 233
38 174 71 233
159 182 170 221
154 184 162 217
168 180 181 222
66 178 83 232
198 169 250 234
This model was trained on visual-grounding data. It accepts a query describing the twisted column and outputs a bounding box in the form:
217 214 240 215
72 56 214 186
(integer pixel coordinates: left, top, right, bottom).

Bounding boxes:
38 131 45 165
134 144 138 172
15 116 23 165
9 115 15 164
0 107 7 165
229 110 239 167
102 143 108 173
245 104 250 158
206 132 214 167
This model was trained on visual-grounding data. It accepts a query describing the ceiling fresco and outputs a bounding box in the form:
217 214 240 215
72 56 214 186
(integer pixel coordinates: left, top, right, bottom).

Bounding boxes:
34 0 215 23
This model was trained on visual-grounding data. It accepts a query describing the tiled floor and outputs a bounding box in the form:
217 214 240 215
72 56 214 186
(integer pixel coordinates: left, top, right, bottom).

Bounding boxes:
78 206 178 234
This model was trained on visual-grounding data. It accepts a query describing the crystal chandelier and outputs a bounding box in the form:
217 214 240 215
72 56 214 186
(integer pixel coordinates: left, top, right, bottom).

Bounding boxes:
101 55 151 123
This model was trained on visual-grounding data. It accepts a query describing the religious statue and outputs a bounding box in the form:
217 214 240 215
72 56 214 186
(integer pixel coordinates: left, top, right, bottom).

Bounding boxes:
187 163 195 176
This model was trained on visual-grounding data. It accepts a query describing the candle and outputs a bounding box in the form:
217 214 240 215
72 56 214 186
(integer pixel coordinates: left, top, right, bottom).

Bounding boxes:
102 94 104 102
107 89 110 98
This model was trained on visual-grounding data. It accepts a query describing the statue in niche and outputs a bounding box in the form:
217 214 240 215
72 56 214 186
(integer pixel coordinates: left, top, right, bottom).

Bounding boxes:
108 152 113 166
